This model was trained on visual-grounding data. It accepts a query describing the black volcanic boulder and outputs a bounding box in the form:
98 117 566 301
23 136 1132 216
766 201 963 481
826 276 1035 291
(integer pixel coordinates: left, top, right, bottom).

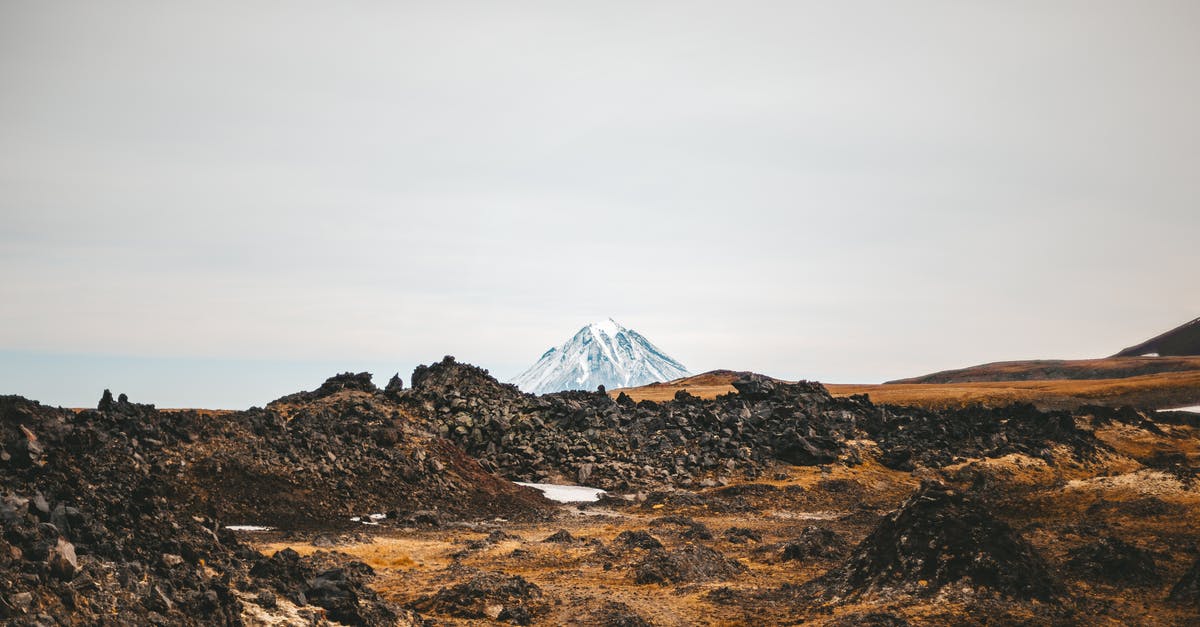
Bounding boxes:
813 482 1056 601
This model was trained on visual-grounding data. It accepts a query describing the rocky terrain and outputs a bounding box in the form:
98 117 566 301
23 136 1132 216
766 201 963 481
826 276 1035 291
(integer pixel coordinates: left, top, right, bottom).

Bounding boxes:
3 356 1200 625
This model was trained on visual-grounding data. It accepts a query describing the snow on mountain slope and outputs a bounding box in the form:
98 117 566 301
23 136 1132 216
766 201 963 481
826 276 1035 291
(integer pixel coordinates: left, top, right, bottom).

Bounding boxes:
511 319 691 395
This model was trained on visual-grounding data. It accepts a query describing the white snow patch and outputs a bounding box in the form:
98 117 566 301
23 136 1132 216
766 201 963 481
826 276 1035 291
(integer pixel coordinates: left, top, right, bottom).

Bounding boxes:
591 318 623 338
224 525 274 532
1159 405 1200 413
516 482 606 503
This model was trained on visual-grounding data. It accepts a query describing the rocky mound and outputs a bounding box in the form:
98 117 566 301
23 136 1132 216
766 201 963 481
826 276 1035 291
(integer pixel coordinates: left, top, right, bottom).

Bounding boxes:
1169 557 1200 605
649 515 713 540
184 379 551 527
813 483 1057 601
1065 536 1160 585
269 371 380 407
411 571 546 625
724 527 761 544
779 526 848 561
633 545 746 585
0 395 413 625
609 530 664 552
248 548 401 625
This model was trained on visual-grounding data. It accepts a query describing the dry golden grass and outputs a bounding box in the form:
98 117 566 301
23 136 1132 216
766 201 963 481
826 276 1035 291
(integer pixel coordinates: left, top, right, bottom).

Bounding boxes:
890 356 1200 384
613 369 1200 410
827 370 1200 410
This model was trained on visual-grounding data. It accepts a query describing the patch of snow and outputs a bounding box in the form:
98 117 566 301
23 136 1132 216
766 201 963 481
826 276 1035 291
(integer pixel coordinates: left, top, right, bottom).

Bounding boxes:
224 525 274 532
368 513 387 520
1142 352 1160 357
1158 405 1200 413
515 481 607 503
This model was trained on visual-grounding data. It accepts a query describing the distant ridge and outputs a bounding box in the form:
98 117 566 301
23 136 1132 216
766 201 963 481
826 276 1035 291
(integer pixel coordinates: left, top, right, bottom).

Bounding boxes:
1113 316 1200 357
511 319 690 394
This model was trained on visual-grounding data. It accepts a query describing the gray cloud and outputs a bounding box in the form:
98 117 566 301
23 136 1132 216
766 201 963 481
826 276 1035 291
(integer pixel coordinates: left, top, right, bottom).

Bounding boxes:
1 1 1198 406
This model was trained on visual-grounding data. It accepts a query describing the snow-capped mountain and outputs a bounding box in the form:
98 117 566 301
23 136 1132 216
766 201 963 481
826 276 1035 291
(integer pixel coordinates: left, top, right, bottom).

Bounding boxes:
511 319 691 395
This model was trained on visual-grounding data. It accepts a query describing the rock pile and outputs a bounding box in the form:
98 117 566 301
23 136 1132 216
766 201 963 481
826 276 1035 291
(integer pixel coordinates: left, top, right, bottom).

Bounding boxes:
873 403 1102 470
1065 536 1160 585
195 383 550 527
249 548 404 625
400 357 1111 491
411 571 546 625
779 526 848 562
0 395 413 625
812 482 1057 601
633 544 746 585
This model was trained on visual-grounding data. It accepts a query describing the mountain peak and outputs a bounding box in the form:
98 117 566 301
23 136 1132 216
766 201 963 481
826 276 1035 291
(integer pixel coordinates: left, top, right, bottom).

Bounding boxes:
587 318 624 337
512 320 690 394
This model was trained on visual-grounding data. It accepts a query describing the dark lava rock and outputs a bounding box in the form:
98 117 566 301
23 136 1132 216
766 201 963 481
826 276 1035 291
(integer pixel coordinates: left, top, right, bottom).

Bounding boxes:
1065 536 1159 585
780 526 848 561
724 527 762 544
412 571 545 625
542 529 577 543
633 545 746 585
385 373 404 394
813 482 1057 601
649 515 713 540
1169 557 1200 605
1 389 497 625
46 537 78 580
873 404 1101 470
250 548 399 625
403 356 1107 495
272 372 380 405
612 530 664 551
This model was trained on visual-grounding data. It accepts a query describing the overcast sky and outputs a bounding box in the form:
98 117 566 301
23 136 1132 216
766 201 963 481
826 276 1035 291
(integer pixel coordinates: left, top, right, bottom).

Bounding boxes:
2 1 1198 408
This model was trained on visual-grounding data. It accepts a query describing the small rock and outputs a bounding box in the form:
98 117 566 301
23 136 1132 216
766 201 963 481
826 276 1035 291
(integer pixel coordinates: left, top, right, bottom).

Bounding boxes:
48 537 78 580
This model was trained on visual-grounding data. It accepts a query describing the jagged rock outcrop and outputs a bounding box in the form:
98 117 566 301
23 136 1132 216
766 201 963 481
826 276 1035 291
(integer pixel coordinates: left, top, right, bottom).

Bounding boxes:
0 395 420 625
